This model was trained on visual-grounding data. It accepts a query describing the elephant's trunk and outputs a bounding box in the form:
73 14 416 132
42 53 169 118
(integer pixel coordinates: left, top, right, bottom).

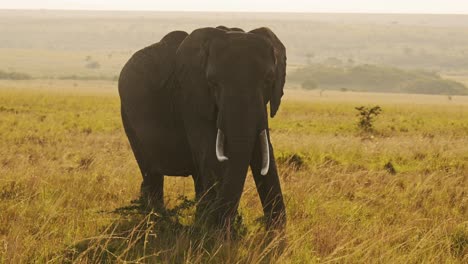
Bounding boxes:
213 93 269 224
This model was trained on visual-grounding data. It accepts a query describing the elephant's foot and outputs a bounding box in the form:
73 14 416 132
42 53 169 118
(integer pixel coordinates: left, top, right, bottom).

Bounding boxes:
140 193 164 212
265 212 286 231
193 203 242 231
140 179 164 212
204 206 246 237
263 200 287 231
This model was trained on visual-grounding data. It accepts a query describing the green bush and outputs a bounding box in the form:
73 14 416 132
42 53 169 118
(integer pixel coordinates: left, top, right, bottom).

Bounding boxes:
355 105 382 133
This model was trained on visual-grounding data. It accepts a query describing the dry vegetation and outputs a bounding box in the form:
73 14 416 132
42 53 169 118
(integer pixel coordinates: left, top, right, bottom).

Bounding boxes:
1 10 468 263
0 81 467 263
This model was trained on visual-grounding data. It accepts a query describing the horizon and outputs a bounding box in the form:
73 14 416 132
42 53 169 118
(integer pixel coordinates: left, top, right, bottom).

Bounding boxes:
2 8 468 16
1 0 468 15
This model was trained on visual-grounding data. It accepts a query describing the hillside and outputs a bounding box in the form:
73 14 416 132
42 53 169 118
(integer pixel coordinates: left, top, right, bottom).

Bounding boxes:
289 64 468 95
2 10 468 75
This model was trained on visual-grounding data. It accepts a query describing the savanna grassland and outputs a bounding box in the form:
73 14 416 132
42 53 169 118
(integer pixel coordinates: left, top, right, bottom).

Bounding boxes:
0 80 467 263
1 9 468 263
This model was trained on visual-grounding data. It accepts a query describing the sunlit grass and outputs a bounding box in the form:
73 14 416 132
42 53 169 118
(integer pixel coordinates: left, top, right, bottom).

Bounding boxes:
0 81 467 263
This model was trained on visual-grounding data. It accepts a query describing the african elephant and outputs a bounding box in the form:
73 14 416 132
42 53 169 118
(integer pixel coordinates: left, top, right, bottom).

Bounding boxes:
118 26 287 229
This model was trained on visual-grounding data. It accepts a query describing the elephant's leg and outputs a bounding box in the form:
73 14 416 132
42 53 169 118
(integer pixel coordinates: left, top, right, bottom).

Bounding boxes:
193 170 220 224
121 107 165 210
183 125 223 225
141 172 164 210
251 139 286 229
121 106 147 180
192 173 203 201
193 173 210 221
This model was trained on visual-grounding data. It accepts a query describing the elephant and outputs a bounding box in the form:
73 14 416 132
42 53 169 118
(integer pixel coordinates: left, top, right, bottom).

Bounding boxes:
118 26 287 229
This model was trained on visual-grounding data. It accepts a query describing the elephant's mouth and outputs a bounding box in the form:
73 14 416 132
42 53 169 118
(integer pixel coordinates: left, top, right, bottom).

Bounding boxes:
215 129 270 175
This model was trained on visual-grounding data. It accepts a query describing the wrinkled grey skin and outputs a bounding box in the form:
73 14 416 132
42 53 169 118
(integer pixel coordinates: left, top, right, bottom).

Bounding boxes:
119 26 286 229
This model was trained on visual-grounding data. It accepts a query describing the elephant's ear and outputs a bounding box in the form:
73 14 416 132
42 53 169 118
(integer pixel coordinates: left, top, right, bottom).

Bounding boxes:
175 28 225 120
249 27 286 118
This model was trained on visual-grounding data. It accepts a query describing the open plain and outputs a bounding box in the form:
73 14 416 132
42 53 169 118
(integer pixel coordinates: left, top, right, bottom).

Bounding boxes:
0 10 467 263
0 80 467 262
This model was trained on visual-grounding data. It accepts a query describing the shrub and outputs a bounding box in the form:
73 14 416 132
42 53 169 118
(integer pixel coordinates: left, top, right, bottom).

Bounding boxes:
355 105 382 132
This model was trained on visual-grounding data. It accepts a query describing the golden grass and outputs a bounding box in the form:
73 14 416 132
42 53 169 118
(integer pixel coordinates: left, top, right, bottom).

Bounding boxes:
0 81 467 263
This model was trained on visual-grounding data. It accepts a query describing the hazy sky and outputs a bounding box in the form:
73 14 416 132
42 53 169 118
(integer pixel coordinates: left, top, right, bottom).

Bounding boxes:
1 0 468 14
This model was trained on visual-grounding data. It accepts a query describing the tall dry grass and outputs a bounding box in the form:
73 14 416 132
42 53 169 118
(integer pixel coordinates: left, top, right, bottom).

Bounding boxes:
0 82 467 263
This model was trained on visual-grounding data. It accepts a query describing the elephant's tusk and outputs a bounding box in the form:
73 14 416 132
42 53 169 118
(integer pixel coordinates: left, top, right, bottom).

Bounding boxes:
260 129 270 175
216 129 229 162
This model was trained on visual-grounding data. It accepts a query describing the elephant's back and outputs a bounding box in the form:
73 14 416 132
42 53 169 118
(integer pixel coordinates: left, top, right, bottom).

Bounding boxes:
119 31 188 97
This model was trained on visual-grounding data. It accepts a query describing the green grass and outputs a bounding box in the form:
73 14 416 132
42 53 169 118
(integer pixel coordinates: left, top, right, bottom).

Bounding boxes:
0 81 467 263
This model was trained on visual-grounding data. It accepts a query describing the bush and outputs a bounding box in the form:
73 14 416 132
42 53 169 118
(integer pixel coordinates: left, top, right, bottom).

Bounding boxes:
355 105 382 133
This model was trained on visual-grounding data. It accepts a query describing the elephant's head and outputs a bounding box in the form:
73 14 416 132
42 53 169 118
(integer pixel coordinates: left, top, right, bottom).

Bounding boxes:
176 27 286 177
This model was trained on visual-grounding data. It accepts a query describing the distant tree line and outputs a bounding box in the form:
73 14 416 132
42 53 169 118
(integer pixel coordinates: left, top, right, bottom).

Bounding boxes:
0 69 118 82
289 64 468 95
0 70 32 80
